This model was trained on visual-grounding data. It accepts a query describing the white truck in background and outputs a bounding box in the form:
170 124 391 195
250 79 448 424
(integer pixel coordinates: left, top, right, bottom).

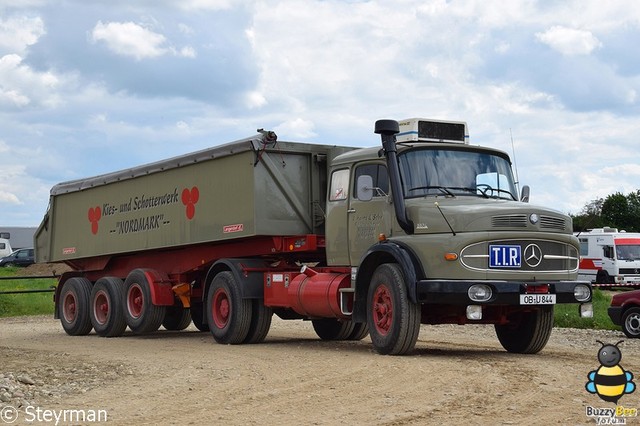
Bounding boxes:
577 228 640 286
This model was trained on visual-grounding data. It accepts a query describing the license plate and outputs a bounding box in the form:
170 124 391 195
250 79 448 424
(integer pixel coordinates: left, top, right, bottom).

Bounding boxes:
520 294 556 305
489 245 521 268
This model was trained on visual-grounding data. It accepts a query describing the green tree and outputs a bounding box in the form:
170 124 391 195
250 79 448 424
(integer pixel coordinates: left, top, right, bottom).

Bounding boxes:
571 198 604 232
601 192 637 232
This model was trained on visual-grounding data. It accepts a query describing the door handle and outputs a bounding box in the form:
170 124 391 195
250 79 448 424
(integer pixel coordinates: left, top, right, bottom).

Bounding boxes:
347 208 356 213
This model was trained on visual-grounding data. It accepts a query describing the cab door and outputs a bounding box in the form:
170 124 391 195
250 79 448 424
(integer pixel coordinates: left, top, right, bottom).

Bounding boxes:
325 168 351 265
348 163 392 266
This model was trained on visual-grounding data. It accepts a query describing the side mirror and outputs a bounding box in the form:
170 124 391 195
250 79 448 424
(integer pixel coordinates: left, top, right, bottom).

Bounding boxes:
520 185 530 203
356 175 374 201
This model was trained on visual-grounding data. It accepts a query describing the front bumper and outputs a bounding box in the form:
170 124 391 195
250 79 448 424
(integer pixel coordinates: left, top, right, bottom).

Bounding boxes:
415 279 592 305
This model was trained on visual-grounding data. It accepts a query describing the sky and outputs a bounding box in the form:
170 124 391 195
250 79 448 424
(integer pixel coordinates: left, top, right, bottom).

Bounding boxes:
1 0 640 227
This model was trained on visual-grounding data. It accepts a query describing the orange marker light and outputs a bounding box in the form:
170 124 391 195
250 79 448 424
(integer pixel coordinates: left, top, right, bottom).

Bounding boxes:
444 253 458 261
378 233 387 242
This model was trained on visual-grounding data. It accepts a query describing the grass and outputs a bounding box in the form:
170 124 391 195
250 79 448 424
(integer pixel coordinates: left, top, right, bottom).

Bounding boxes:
0 267 620 331
554 288 616 330
0 267 56 317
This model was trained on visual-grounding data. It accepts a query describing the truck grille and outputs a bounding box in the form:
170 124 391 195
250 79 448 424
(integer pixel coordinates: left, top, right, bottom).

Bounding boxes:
492 215 527 227
540 216 566 230
491 214 566 230
620 268 640 275
460 239 579 273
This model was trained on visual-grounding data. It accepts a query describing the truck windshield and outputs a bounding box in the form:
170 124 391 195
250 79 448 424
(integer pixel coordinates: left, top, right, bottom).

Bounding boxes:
398 148 518 200
616 244 640 260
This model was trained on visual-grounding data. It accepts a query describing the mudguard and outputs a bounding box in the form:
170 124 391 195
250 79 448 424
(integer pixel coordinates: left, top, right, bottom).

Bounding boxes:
352 240 424 322
204 258 269 301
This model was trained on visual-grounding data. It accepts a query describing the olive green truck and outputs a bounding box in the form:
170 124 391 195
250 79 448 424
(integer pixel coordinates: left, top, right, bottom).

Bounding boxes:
35 118 593 355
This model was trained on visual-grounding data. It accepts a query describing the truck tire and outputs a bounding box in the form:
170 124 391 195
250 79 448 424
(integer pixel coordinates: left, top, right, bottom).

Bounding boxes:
347 322 369 341
312 318 355 340
206 271 251 344
622 307 640 338
243 301 273 344
190 302 209 332
495 306 553 354
59 277 93 336
124 269 166 334
366 263 421 355
90 277 127 337
596 270 613 284
162 305 192 331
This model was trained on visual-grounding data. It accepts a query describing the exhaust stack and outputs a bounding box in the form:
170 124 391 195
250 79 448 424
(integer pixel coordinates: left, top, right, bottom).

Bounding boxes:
375 119 414 235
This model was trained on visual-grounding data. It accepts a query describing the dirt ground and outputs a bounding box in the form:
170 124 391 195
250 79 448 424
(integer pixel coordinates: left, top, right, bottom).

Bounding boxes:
1 316 639 425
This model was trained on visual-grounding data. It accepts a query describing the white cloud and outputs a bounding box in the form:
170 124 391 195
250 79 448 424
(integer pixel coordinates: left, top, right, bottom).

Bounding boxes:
0 54 62 108
90 21 197 60
175 0 234 11
0 15 45 54
0 191 21 205
245 91 266 109
274 118 317 139
535 26 602 56
91 21 168 60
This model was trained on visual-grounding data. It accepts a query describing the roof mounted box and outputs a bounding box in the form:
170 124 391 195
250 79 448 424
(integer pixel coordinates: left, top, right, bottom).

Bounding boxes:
396 118 469 144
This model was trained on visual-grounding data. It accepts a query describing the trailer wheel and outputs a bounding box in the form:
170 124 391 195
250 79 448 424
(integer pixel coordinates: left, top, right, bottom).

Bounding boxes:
243 301 273 344
124 269 166 334
312 318 355 340
366 263 420 355
90 277 127 337
190 302 209 332
59 277 93 336
495 306 553 354
162 305 192 331
206 271 251 344
347 322 369 341
622 307 640 338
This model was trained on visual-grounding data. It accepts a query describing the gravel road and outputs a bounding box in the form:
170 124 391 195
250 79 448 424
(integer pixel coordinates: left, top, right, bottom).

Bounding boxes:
1 315 638 425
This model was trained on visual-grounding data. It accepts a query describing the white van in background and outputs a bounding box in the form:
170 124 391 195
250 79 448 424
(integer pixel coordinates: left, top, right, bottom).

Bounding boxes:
0 238 13 258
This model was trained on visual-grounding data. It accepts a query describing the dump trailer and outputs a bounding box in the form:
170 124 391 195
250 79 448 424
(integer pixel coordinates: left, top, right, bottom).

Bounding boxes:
36 119 593 355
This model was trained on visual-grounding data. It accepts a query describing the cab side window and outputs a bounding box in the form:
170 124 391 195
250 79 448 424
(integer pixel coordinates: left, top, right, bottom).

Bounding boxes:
353 164 389 197
329 169 350 201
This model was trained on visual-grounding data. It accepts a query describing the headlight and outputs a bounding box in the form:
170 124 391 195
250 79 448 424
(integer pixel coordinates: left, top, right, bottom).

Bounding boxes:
468 284 492 302
574 284 591 302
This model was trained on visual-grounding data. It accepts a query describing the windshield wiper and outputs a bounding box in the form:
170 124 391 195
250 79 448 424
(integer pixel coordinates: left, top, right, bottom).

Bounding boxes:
407 186 454 197
448 187 489 199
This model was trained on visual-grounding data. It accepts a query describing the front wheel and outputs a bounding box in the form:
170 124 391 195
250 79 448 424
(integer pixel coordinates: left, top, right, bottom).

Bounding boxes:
366 263 420 355
495 306 554 354
622 307 640 338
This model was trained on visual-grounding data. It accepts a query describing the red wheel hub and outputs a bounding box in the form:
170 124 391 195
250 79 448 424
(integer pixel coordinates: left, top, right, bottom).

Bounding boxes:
93 290 109 325
211 288 230 329
127 284 144 319
63 292 77 323
372 284 393 336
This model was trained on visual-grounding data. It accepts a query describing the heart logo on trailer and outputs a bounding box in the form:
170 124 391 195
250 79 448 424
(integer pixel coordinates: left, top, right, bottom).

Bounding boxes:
181 187 199 220
88 206 101 235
